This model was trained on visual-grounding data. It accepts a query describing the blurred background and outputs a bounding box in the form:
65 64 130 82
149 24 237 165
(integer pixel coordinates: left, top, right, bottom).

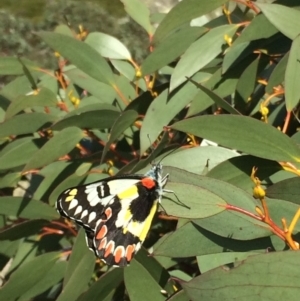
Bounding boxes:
0 0 180 68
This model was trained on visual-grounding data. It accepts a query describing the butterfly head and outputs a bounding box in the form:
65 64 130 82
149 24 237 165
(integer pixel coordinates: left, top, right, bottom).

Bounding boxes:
144 163 169 200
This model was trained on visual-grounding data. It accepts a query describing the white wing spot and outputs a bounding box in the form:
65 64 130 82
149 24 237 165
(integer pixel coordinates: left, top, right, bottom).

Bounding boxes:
90 196 101 207
68 198 78 210
74 205 83 216
87 190 99 204
107 179 140 195
100 185 105 197
135 242 142 252
88 211 97 223
80 210 88 219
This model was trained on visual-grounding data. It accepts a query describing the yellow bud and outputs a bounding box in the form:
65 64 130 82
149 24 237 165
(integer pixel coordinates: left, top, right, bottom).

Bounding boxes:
253 186 266 199
136 69 142 78
260 106 269 116
107 160 114 167
224 34 232 46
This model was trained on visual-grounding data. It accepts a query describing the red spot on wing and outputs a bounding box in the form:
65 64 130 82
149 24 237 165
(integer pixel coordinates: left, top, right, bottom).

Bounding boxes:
105 207 112 220
141 177 156 189
114 246 125 264
96 225 107 240
125 244 135 262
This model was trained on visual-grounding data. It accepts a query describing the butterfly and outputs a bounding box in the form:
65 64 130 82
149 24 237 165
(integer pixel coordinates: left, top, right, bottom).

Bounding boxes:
56 163 169 267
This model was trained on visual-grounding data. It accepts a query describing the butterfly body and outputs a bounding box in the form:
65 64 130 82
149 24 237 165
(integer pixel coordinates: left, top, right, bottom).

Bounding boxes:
56 163 168 267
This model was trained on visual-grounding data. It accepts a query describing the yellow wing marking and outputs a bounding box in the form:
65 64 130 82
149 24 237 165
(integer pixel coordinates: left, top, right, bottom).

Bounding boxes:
65 188 78 202
139 201 158 241
117 185 138 200
122 201 158 241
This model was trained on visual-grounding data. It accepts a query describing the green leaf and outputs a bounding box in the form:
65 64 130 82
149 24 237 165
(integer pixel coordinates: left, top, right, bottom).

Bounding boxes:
234 55 260 106
18 261 66 301
0 197 59 220
167 290 190 301
133 248 173 292
124 258 165 301
163 180 226 219
163 167 270 238
101 110 138 162
186 88 214 117
0 252 61 301
154 222 271 258
121 0 154 35
1 76 32 102
63 229 91 285
141 27 207 76
0 239 19 259
170 115 300 162
194 210 271 241
233 13 278 45
23 127 84 171
170 25 238 91
57 229 95 301
204 59 252 98
76 268 123 301
207 155 282 193
256 3 300 40
38 31 114 85
266 52 288 94
267 198 300 232
5 87 58 119
266 177 300 204
111 59 136 81
0 172 21 189
85 32 131 60
52 104 120 130
197 251 260 273
153 0 228 43
64 67 116 104
0 113 57 139
222 42 253 74
183 251 300 301
33 161 79 201
140 73 206 154
285 35 300 111
114 75 136 109
0 57 40 76
156 146 239 175
0 219 48 240
0 137 45 170
187 78 241 114
18 57 38 90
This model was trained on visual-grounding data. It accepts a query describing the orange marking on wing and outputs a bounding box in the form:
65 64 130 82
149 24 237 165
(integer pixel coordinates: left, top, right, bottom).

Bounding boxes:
105 207 112 220
104 241 115 258
141 177 156 189
98 237 107 250
114 246 125 264
125 244 135 262
96 225 107 240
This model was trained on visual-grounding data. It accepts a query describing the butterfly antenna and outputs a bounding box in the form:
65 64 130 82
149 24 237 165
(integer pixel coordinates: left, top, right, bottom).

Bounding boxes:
163 189 191 210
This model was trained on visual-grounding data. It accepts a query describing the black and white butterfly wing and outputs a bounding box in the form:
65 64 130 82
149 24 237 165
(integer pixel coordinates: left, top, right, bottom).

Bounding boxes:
56 177 142 231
